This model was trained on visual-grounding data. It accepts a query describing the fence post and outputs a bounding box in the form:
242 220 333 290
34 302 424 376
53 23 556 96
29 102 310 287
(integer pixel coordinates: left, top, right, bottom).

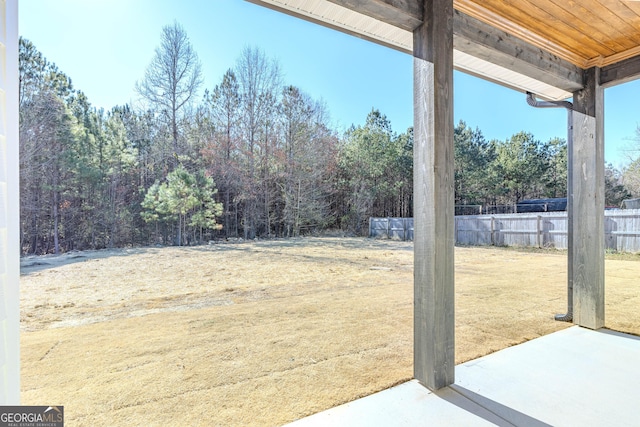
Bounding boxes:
403 218 408 241
490 216 495 246
454 217 458 244
537 215 542 248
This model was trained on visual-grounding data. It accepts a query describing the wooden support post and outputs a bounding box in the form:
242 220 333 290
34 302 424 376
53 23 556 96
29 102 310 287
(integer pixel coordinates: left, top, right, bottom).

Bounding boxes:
570 67 605 329
413 0 455 390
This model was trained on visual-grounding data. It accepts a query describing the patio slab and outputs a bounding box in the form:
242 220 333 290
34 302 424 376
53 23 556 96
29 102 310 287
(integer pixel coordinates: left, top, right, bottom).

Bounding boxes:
287 326 640 426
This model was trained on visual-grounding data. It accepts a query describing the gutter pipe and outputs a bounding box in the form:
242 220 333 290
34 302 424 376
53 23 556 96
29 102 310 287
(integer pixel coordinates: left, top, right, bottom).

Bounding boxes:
525 92 573 322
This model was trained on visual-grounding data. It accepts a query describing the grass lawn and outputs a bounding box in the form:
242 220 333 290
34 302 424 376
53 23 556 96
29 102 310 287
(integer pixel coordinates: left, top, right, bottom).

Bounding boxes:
19 238 640 426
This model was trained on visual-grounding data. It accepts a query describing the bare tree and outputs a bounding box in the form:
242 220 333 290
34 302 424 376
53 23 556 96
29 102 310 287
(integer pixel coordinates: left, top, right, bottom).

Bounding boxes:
621 126 640 198
235 46 282 238
278 86 337 236
136 21 203 166
20 89 72 254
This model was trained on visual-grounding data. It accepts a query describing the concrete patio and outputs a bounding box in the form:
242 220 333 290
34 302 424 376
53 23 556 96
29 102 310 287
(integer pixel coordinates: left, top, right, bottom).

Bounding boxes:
288 326 640 426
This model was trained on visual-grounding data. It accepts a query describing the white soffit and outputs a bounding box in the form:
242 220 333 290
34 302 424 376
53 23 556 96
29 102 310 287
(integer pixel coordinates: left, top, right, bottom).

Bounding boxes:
252 0 573 100
256 0 413 50
453 51 572 101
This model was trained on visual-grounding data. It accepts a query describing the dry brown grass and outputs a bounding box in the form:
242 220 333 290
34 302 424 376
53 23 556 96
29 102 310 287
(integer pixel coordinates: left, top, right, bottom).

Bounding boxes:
19 238 640 426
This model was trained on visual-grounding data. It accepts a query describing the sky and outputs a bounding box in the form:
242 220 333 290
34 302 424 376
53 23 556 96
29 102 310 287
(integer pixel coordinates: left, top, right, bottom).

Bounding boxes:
18 0 640 168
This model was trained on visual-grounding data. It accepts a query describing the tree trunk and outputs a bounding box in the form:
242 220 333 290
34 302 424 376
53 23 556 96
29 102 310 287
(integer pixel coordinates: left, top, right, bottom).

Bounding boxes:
295 179 301 236
176 217 182 246
53 186 60 255
224 188 231 236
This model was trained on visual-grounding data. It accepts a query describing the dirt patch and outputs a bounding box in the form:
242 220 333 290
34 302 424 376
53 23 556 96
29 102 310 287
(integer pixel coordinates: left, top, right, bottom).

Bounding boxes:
20 238 640 426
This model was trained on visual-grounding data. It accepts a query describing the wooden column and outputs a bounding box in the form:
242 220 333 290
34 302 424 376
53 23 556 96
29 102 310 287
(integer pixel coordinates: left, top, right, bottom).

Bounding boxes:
413 0 455 390
570 67 605 329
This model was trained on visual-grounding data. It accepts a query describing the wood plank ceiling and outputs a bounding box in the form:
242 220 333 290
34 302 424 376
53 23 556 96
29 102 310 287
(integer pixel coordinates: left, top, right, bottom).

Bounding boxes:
457 0 640 68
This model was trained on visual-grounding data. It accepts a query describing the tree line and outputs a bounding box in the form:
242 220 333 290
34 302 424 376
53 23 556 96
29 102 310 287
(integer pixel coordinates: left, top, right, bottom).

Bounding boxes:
454 124 565 210
18 22 636 255
453 123 634 212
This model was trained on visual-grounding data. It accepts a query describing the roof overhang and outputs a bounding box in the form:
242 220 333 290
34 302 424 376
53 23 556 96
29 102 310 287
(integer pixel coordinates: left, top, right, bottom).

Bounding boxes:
248 0 585 100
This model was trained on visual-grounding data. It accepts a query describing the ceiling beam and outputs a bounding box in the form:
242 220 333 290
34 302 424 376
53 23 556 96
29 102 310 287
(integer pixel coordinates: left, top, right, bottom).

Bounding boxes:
600 54 640 87
453 10 583 93
327 0 422 32
329 1 583 91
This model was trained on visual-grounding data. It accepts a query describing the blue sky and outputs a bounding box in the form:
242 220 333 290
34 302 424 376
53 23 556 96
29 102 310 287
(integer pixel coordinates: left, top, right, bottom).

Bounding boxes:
19 0 640 168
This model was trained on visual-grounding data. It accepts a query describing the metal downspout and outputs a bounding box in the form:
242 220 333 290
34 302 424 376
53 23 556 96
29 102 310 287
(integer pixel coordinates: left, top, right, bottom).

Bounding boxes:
525 92 574 322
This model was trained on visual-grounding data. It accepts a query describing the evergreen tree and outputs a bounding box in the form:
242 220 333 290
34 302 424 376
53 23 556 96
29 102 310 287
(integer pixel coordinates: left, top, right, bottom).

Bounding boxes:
141 165 222 245
605 163 632 207
454 121 496 208
542 137 567 198
337 109 410 233
493 132 549 203
201 69 242 237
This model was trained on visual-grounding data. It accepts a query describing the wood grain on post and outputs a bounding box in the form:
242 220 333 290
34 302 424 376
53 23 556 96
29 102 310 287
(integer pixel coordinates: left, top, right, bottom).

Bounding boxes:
570 67 605 329
413 0 455 390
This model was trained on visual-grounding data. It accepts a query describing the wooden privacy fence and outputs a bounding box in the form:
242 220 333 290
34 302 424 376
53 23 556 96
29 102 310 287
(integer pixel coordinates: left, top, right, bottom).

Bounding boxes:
370 209 640 252
369 217 414 241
